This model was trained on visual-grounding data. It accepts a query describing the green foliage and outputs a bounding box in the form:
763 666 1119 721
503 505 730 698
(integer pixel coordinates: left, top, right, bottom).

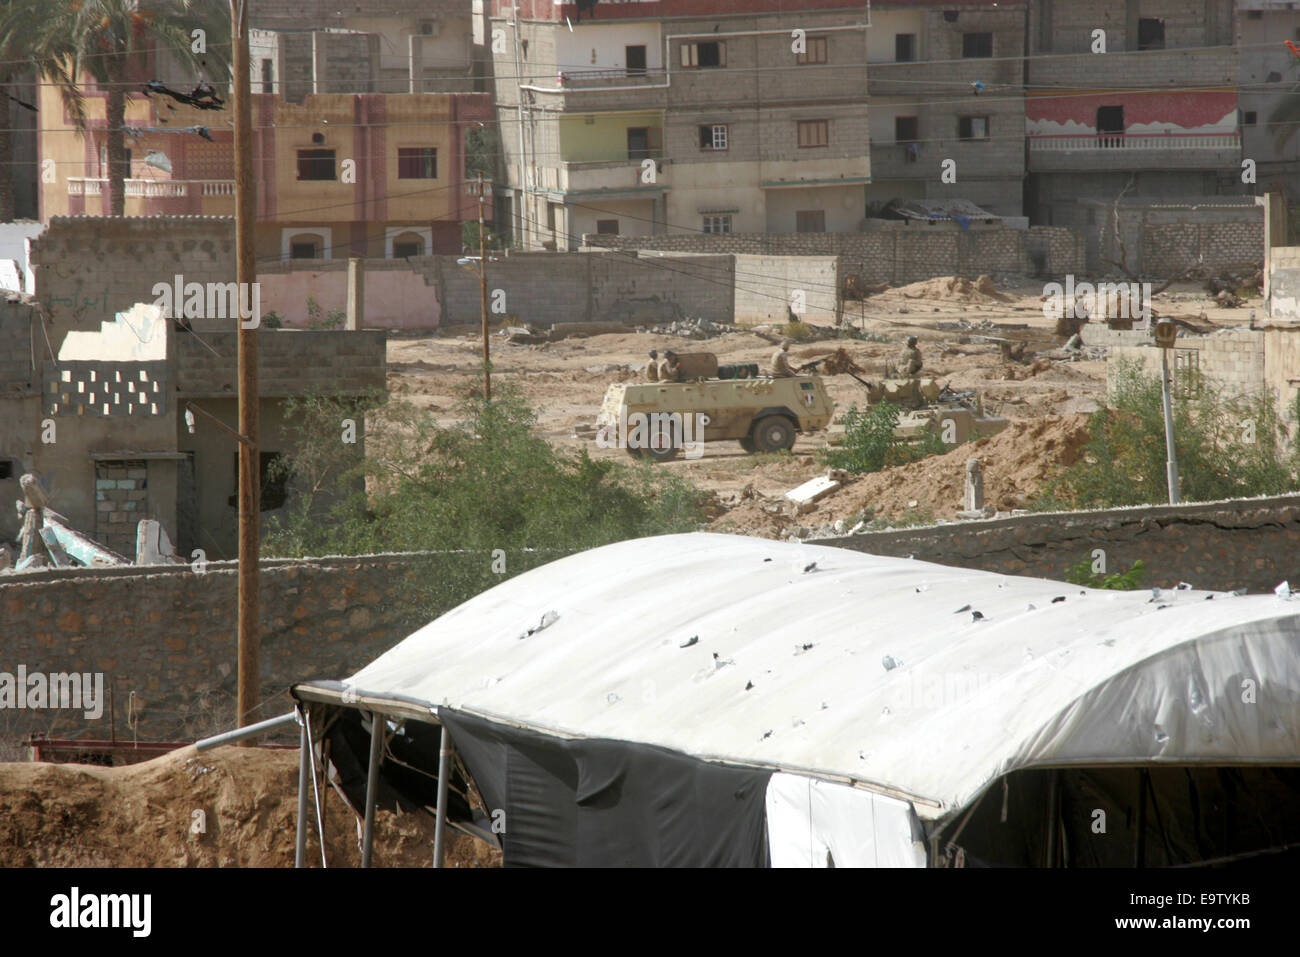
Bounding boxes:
1038 360 1300 509
1064 558 1147 590
263 383 706 618
820 401 945 475
305 296 345 330
782 320 814 341
464 125 500 181
260 310 284 329
461 220 499 252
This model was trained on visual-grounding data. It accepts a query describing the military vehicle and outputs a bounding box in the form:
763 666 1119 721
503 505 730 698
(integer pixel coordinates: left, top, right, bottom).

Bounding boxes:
828 376 1008 446
596 374 835 462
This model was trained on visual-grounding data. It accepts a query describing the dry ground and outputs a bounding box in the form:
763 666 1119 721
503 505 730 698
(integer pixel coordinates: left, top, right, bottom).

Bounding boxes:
0 745 501 868
386 277 1255 534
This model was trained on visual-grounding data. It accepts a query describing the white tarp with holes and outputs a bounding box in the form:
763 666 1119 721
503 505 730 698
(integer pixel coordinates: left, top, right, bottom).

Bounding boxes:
336 533 1300 826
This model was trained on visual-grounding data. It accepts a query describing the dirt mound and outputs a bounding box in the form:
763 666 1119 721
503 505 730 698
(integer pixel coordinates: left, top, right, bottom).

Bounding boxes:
708 415 1091 536
0 745 501 868
895 274 1013 304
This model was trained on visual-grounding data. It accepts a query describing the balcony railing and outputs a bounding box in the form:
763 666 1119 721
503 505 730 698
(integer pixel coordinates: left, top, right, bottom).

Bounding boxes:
1028 132 1240 152
68 177 236 197
556 68 668 89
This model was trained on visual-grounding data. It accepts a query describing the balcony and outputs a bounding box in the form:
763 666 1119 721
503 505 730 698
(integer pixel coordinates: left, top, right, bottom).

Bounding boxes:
67 178 236 215
557 68 668 90
549 157 668 199
1027 132 1241 172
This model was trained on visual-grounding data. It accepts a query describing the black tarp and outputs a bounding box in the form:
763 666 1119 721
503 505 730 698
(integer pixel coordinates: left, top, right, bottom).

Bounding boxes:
440 710 773 867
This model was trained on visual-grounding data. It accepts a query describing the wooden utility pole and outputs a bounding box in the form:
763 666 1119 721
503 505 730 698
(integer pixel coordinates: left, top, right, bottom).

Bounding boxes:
232 0 260 730
478 173 490 401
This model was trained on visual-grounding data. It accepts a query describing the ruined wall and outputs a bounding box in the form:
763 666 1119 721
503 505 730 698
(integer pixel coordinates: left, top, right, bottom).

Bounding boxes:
1269 246 1300 322
29 217 236 352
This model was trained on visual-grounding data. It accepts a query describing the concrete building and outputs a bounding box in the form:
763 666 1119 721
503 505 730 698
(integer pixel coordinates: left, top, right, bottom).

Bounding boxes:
484 0 873 250
35 34 493 261
865 0 1027 218
1238 0 1300 205
1025 0 1243 228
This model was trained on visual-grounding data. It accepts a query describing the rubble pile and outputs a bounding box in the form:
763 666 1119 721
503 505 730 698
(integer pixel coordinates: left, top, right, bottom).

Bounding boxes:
634 316 731 339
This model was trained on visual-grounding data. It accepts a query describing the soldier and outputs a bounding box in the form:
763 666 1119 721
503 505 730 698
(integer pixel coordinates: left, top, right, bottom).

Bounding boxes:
770 339 796 377
646 349 660 382
897 335 923 376
660 349 683 382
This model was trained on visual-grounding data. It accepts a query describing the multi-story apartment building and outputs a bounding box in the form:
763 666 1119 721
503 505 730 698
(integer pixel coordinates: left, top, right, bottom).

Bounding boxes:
485 0 872 249
1238 0 1300 201
36 30 492 261
1025 0 1243 227
865 0 1026 217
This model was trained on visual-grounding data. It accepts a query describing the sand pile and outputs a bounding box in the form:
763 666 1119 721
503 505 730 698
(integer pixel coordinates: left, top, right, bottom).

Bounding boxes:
895 274 1014 304
0 745 501 868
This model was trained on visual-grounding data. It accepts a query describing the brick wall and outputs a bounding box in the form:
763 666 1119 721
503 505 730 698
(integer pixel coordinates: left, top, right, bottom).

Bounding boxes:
93 460 147 558
0 297 37 391
1109 328 1266 398
176 330 387 397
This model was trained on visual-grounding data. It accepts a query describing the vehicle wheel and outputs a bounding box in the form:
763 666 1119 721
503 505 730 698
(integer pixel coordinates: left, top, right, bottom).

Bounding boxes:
751 416 796 453
643 424 682 463
739 435 757 453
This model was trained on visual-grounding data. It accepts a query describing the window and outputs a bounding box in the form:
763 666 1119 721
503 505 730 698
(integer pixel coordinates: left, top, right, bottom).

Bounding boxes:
962 32 993 58
596 219 619 235
895 116 919 143
546 202 558 232
798 36 828 65
1137 18 1165 50
702 214 732 234
797 119 829 148
895 34 916 62
296 148 336 181
290 238 321 259
681 41 724 68
229 452 288 511
626 45 647 74
796 210 826 233
99 146 132 175
260 59 274 93
393 232 424 258
627 126 660 160
397 147 438 179
958 116 989 140
1243 111 1257 127
699 124 728 150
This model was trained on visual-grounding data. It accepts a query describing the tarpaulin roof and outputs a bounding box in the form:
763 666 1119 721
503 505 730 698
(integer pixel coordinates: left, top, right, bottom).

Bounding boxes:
298 533 1300 822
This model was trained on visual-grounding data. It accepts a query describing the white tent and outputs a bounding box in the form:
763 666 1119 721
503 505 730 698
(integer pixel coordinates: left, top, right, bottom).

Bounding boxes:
295 533 1300 867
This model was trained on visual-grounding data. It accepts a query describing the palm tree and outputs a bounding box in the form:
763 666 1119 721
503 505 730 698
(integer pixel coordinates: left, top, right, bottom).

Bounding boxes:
0 2 80 220
31 0 230 216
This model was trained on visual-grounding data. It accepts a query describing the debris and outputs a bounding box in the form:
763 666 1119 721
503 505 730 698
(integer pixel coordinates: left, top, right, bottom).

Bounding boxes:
954 604 971 614
971 611 986 621
1275 581 1292 600
518 610 560 640
1051 596 1066 603
785 476 840 506
745 681 754 691
680 636 699 648
881 655 898 671
802 562 818 574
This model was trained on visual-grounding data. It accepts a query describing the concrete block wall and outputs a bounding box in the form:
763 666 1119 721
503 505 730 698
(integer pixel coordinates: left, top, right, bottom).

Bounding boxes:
30 217 237 354
93 460 147 558
0 298 36 391
260 258 442 329
176 330 387 397
1268 246 1300 322
1108 328 1267 399
733 254 838 326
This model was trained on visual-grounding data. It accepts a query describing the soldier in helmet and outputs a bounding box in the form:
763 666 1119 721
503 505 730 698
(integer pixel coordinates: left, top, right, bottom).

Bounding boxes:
660 349 684 382
646 349 660 382
770 338 796 378
896 335 923 376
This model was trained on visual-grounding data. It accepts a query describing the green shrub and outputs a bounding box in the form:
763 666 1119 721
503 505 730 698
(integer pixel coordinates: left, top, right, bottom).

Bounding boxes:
1064 557 1147 590
1037 360 1300 509
820 401 947 475
782 320 814 341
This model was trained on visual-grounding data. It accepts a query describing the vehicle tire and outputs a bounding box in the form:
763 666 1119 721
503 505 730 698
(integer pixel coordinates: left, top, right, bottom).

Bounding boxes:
739 435 757 453
751 415 796 453
644 423 682 463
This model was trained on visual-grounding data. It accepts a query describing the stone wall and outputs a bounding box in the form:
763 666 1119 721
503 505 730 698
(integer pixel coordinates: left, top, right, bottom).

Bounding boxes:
818 494 1300 596
0 553 445 747
1108 328 1267 399
733 254 838 326
1269 246 1300 322
176 329 387 398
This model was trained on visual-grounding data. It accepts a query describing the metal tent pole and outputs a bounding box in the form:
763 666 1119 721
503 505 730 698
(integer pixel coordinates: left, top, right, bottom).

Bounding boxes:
361 711 384 868
295 710 309 868
432 723 452 868
195 710 296 751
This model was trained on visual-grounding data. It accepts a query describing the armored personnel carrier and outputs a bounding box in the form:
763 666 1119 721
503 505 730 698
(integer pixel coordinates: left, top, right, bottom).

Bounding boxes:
828 376 1008 446
596 373 835 462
